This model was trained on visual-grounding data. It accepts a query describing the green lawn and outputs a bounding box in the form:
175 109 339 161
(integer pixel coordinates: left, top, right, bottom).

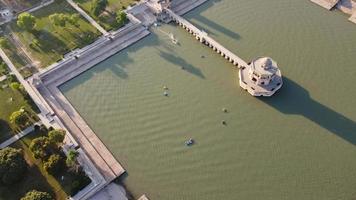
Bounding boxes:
0 72 39 143
10 0 101 68
74 0 136 31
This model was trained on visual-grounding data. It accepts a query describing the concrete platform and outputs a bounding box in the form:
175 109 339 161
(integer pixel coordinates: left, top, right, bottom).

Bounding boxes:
310 0 340 10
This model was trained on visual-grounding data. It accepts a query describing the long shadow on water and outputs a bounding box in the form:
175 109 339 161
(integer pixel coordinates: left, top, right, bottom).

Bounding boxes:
158 50 205 79
260 77 356 145
186 0 241 40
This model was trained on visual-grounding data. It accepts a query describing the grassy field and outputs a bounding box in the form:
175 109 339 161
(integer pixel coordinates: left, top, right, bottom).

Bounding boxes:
0 58 9 75
0 37 28 68
0 71 39 143
0 88 38 142
74 0 136 30
10 0 101 68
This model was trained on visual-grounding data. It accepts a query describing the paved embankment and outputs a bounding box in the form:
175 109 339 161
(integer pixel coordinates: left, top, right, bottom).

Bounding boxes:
0 125 36 149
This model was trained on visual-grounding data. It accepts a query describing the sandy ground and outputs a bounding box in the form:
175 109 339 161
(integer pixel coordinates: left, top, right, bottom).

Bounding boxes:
89 183 128 200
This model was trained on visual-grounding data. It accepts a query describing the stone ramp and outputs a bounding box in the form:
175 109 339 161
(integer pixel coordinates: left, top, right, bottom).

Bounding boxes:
349 12 356 23
310 0 340 10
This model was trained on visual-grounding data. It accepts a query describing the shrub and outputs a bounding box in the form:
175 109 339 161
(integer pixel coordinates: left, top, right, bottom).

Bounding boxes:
20 190 53 200
91 0 108 16
43 154 64 175
0 37 9 48
9 82 21 90
0 147 27 185
29 136 52 160
9 110 29 127
116 11 127 27
48 129 66 145
66 150 79 172
69 169 91 196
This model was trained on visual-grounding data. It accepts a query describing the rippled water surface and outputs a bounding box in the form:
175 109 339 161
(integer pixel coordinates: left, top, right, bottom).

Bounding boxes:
60 0 356 199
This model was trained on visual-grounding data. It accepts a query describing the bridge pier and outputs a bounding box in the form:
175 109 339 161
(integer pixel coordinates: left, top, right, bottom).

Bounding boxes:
166 8 248 71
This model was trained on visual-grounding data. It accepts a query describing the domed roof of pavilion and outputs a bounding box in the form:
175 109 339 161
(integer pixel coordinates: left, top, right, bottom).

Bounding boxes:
251 57 278 76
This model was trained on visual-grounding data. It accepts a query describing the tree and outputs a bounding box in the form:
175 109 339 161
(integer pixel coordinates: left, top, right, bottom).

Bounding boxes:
43 154 64 175
0 37 9 48
91 0 108 16
116 11 127 27
20 190 53 200
29 136 52 160
68 14 80 28
48 129 65 145
49 13 67 27
9 110 29 127
0 147 27 185
17 12 36 31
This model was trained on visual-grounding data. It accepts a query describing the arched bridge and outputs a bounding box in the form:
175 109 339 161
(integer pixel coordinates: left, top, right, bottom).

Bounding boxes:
165 9 248 68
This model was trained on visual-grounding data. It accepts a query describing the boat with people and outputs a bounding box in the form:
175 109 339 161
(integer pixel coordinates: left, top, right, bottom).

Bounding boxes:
185 138 195 146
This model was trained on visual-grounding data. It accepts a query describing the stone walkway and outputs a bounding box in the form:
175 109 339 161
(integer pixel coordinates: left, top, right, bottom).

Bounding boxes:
66 0 108 35
0 125 35 149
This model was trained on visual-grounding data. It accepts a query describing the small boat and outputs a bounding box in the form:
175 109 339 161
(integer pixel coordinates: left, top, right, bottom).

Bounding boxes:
163 91 169 96
170 33 179 44
185 138 194 146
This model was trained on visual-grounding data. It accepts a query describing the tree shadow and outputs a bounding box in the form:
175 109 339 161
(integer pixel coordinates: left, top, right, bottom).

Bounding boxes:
259 77 356 145
0 119 12 143
158 50 205 79
34 30 70 55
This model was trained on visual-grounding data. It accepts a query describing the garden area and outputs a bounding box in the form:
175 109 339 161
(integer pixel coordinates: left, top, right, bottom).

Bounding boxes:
73 0 132 31
0 126 91 200
0 36 33 77
0 66 39 143
6 0 101 68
